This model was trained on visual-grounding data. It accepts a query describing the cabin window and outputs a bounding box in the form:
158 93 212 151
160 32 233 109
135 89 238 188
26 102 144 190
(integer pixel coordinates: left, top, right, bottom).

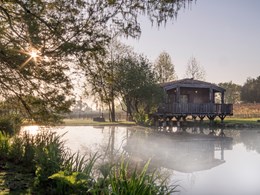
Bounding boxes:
180 95 188 104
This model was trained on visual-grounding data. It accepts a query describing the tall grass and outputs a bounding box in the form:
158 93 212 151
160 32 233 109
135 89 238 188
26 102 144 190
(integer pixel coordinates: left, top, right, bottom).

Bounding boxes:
108 159 179 195
34 131 67 185
0 131 9 160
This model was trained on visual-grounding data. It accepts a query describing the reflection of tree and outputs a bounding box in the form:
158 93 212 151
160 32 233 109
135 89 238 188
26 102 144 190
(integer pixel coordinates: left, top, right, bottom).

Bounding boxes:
239 130 260 153
222 130 241 144
96 126 129 164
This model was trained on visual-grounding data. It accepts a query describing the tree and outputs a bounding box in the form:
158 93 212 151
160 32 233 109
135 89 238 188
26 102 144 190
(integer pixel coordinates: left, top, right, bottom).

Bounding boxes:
115 54 163 121
184 57 206 80
218 81 241 104
154 51 177 83
85 39 131 122
0 0 191 123
241 76 260 103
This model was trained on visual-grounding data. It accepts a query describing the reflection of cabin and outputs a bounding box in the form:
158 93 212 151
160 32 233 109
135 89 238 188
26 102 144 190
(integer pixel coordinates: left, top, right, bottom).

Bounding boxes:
124 131 233 173
153 78 233 122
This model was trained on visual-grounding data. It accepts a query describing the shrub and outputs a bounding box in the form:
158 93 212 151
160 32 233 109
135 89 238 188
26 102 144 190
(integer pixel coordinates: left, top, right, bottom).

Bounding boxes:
0 131 9 160
34 131 67 185
49 153 99 194
9 135 24 164
134 112 153 126
1 129 180 194
0 115 22 135
49 157 179 195
8 132 35 170
108 159 178 195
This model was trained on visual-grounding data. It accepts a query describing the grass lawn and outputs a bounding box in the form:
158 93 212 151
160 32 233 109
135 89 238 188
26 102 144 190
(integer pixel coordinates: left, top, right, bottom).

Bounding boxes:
214 117 260 127
62 118 136 126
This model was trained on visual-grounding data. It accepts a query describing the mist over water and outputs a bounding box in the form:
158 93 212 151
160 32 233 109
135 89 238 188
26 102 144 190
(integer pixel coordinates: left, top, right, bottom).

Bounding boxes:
21 125 260 195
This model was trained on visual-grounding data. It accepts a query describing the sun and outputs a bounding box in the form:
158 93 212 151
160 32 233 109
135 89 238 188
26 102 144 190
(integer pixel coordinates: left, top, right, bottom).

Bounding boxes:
19 47 41 69
30 50 39 59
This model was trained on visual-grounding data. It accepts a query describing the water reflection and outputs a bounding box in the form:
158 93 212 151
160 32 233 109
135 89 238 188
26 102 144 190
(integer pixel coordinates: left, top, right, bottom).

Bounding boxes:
20 125 260 195
124 129 233 173
240 130 260 154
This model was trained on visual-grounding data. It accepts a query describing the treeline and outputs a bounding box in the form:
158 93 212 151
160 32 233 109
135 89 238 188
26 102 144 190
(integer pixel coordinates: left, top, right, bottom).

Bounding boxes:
219 76 260 104
0 0 192 125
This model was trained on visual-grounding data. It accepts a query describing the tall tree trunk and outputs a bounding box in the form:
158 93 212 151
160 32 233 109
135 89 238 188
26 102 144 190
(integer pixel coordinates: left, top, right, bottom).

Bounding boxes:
111 97 116 122
126 98 133 121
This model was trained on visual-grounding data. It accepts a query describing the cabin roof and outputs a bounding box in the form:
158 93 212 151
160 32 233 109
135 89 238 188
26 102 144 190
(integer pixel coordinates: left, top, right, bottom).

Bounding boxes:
161 78 225 92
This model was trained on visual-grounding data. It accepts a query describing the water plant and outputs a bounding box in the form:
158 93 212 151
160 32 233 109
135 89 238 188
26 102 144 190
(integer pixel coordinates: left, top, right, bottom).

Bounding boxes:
108 159 179 195
49 153 100 194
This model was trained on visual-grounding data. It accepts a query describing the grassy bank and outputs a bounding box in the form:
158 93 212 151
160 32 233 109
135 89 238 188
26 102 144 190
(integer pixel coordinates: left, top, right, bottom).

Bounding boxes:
62 119 136 126
215 117 260 128
62 117 260 128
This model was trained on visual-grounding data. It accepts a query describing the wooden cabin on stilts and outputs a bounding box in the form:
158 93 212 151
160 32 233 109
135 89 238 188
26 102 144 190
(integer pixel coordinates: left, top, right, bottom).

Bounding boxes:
152 78 233 127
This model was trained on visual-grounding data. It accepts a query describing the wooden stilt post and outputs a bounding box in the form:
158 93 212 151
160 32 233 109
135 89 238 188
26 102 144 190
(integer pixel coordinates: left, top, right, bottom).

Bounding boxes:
198 115 205 121
219 114 226 123
163 117 167 130
207 115 216 126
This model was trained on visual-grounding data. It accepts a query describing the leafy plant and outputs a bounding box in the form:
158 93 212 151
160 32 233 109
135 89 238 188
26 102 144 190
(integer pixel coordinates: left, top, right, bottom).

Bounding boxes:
34 131 67 185
50 156 179 195
8 132 35 170
0 131 9 160
49 153 99 194
108 159 179 195
9 135 24 164
1 129 180 194
0 115 21 135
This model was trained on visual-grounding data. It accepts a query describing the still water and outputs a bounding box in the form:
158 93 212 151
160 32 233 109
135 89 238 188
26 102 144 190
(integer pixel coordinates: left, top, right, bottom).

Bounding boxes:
22 125 260 195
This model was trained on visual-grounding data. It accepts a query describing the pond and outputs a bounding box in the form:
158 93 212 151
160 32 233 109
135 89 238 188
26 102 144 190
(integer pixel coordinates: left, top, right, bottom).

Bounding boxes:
21 125 260 195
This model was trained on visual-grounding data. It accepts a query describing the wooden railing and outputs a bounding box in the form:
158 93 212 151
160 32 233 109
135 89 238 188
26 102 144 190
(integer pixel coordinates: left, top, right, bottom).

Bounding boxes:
158 103 233 115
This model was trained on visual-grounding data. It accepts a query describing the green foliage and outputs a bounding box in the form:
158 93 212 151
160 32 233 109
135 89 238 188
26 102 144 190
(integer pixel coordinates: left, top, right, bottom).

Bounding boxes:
23 133 36 167
241 76 260 103
49 171 89 194
1 129 179 194
34 131 67 185
49 157 178 195
1 0 191 125
9 132 35 168
0 115 22 135
108 159 178 195
49 153 99 194
133 111 153 126
85 40 127 122
2 95 72 125
115 54 164 120
154 51 177 83
9 135 24 164
0 131 9 160
218 81 241 104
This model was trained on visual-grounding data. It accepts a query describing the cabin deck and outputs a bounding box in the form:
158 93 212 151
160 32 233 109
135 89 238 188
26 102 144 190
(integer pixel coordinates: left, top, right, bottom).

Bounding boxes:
153 103 233 121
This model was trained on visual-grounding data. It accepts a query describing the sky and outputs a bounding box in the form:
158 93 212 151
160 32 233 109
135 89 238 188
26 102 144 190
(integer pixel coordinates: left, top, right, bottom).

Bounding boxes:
122 0 260 85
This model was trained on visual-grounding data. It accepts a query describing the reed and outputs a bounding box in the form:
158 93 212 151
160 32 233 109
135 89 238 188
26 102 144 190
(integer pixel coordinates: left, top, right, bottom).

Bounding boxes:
108 159 179 195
